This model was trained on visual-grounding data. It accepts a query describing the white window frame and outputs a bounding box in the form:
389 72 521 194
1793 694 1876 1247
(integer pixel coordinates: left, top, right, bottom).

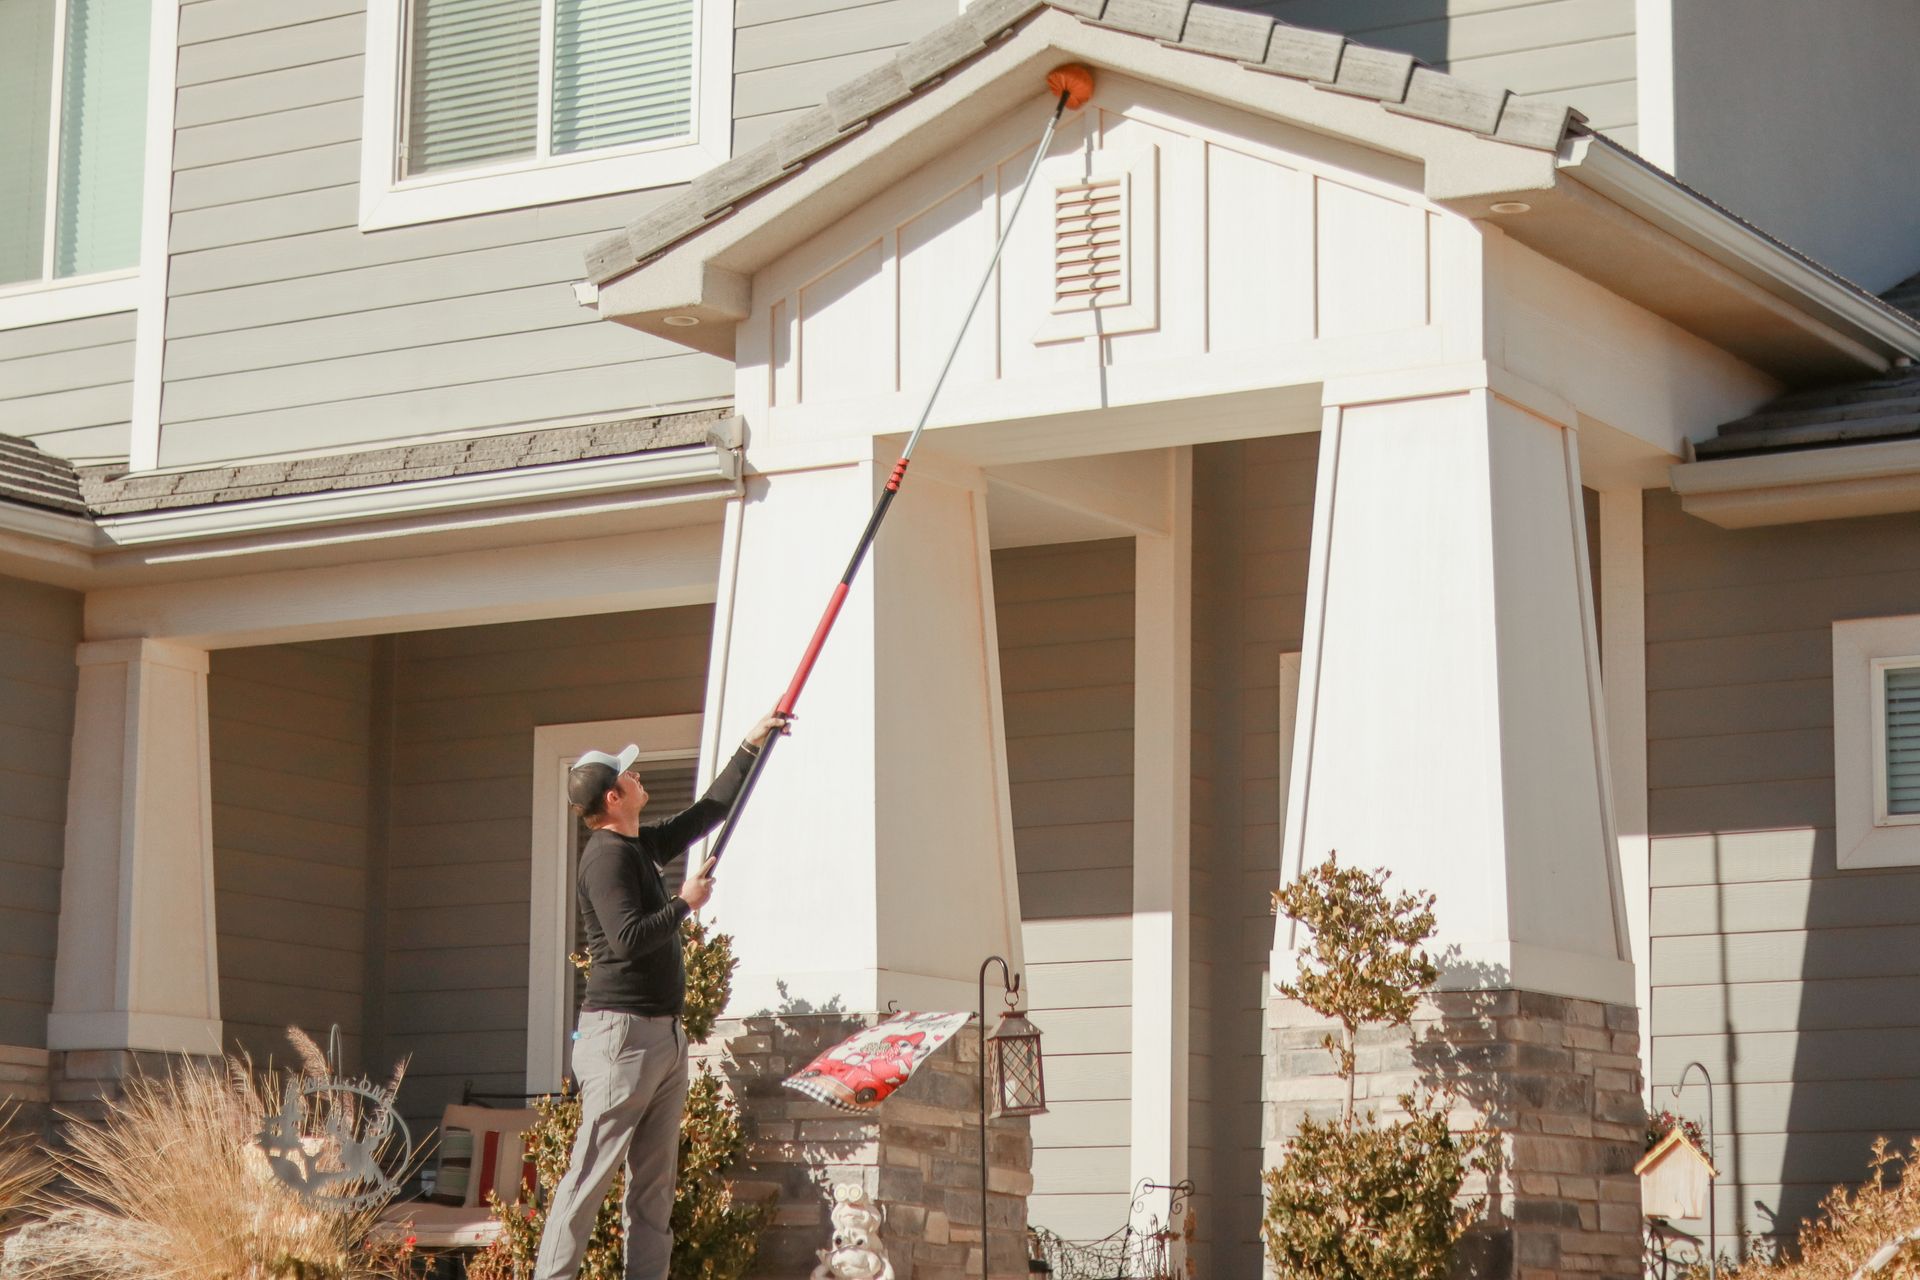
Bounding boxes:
525 712 702 1093
1832 617 1920 868
0 0 157 331
358 0 734 232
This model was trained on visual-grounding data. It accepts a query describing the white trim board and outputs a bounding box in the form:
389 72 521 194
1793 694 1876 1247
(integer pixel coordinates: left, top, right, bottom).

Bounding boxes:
527 713 703 1093
0 273 138 331
128 0 180 471
357 0 734 231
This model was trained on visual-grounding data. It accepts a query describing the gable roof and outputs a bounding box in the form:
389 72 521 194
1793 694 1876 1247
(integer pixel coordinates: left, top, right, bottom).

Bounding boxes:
584 0 1581 288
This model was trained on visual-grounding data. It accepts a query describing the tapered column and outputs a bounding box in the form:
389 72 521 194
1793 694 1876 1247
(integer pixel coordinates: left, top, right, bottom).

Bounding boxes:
700 452 1023 1016
49 639 222 1056
1265 390 1643 1280
1277 390 1629 999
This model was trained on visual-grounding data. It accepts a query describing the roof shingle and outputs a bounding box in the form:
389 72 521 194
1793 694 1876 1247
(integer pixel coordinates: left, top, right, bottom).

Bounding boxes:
587 0 1583 285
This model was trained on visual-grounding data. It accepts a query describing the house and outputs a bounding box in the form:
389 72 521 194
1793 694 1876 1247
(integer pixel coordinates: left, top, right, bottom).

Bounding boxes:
4 0 1920 1276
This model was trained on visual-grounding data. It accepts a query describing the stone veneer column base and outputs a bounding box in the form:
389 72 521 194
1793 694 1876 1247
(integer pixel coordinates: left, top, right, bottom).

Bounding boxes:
47 1049 220 1127
0 1046 52 1139
692 1013 1033 1280
1263 990 1646 1280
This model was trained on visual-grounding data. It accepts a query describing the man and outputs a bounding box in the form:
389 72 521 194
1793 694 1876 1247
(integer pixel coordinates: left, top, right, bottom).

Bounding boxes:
533 711 790 1280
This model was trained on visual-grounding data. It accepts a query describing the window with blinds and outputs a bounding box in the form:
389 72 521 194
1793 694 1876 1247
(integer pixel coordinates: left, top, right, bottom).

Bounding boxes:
0 0 147 288
1885 665 1920 817
402 0 696 178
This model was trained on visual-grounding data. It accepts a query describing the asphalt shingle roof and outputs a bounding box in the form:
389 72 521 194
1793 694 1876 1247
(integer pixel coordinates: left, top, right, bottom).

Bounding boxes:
1697 274 1920 461
0 409 732 521
586 0 1583 284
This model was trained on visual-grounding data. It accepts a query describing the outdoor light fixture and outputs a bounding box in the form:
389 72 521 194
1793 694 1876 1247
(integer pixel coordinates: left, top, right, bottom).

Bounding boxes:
662 314 701 326
1489 200 1532 214
978 955 1046 1280
985 1007 1047 1119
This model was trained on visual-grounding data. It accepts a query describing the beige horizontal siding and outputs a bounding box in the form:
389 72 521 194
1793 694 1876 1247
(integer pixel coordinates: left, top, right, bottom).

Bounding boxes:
384 605 713 1130
209 638 375 1070
1645 488 1920 1251
0 577 81 1049
994 540 1136 1241
0 311 135 463
1191 434 1319 1277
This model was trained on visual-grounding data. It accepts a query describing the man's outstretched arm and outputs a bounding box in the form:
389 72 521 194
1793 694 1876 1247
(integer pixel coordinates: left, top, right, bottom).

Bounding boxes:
639 712 790 863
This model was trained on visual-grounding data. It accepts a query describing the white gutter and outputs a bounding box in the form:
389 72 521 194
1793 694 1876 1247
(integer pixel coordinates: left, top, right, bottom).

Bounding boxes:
1562 136 1920 363
1671 435 1920 529
96 445 742 547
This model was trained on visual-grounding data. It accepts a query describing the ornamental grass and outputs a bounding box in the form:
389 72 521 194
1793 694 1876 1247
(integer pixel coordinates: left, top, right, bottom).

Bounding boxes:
0 1103 52 1242
2 1036 414 1280
1710 1138 1920 1280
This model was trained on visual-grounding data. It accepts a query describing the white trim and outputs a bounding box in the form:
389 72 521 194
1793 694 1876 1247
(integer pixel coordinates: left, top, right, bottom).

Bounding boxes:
1561 137 1920 363
46 1010 222 1056
1632 0 1676 171
41 0 70 283
129 0 181 472
1833 617 1920 868
0 271 139 331
96 445 739 546
1129 447 1190 1223
1597 487 1651 1097
526 713 703 1094
358 0 734 232
1671 435 1920 529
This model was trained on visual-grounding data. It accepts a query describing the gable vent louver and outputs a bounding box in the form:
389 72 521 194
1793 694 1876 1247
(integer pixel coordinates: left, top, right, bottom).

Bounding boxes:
1052 176 1128 313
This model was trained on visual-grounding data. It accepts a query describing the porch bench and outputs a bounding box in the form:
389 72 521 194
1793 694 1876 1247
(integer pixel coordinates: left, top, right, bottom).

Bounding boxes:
373 1102 541 1252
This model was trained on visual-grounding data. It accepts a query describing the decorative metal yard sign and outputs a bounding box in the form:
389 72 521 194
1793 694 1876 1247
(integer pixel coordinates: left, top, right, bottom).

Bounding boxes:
254 1027 413 1213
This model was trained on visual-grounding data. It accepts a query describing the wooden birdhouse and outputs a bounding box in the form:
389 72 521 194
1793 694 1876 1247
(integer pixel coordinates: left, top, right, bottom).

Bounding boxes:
1636 1128 1718 1220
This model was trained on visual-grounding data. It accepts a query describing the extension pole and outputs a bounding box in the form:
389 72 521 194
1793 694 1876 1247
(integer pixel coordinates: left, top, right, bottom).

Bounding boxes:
707 68 1094 871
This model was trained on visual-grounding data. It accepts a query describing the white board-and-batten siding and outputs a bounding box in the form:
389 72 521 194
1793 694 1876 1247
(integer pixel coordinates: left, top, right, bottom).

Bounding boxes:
992 540 1136 1242
0 578 82 1050
1644 489 1920 1250
0 312 135 464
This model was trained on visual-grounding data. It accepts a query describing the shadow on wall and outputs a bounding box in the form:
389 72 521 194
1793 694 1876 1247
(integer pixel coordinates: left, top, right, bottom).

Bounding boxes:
1411 957 1514 1280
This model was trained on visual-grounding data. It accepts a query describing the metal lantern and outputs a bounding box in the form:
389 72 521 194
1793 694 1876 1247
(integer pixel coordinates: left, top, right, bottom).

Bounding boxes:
986 1008 1047 1119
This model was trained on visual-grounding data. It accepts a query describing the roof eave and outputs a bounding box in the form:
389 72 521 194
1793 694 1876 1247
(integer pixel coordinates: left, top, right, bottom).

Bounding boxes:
590 9 1566 358
1557 136 1920 369
1671 434 1920 529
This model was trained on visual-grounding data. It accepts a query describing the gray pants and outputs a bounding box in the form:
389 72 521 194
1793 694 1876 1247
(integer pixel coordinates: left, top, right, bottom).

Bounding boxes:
534 1010 689 1280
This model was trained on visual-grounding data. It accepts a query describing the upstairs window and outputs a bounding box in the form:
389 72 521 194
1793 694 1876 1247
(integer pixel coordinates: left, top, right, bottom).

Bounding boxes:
0 0 148 289
1877 660 1920 823
361 0 729 230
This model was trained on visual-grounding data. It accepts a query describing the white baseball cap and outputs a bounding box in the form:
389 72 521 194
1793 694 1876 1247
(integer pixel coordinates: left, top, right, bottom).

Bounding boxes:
567 743 640 809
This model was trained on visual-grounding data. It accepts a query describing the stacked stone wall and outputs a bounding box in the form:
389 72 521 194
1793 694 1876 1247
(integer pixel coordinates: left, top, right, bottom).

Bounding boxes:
694 1013 1032 1280
1264 990 1645 1280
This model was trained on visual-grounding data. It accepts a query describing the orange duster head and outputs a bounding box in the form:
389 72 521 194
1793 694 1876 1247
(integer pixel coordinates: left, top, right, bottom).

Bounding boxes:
1046 63 1095 110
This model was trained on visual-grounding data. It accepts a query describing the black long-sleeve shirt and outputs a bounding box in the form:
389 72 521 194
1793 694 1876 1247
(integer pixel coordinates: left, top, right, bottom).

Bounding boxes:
575 743 757 1016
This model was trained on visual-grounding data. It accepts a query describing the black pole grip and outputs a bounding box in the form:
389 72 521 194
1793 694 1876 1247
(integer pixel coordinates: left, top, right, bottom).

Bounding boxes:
704 730 782 875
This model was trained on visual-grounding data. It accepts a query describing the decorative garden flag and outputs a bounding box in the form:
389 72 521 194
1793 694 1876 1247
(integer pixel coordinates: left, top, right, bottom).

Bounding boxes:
783 1011 972 1113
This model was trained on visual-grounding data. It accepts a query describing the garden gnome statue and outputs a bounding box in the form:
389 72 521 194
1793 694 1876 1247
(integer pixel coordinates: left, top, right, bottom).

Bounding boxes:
810 1183 895 1280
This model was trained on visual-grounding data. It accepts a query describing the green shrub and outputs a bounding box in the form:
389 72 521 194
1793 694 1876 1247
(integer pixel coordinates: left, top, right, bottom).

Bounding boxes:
1262 855 1494 1280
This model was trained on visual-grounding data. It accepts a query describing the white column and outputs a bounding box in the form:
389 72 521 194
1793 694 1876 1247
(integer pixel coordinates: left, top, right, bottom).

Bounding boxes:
1276 392 1633 1004
1599 488 1652 1091
1130 448 1192 1219
49 639 222 1056
702 454 1023 1016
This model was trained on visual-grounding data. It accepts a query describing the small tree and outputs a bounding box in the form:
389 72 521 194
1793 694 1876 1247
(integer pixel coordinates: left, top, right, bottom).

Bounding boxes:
469 916 772 1280
1262 854 1494 1280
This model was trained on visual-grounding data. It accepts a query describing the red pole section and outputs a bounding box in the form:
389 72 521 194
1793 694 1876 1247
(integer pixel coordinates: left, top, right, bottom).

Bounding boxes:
777 580 850 716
